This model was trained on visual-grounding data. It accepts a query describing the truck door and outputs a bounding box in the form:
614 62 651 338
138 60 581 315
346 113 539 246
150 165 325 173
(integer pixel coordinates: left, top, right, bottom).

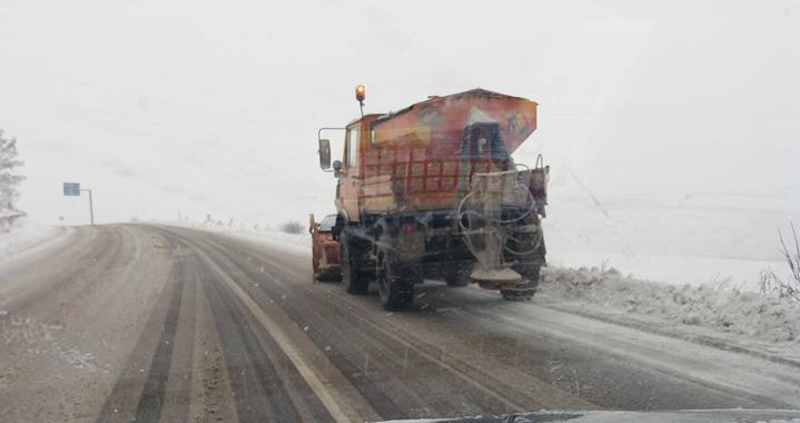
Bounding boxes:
340 124 362 221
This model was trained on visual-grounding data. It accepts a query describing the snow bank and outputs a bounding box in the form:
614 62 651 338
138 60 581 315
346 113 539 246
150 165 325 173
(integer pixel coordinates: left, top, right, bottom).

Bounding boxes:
538 266 800 344
0 224 67 262
210 225 310 257
162 220 311 257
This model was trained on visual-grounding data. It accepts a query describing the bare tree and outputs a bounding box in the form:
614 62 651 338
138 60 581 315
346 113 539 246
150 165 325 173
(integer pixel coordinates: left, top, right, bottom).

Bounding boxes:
760 223 800 304
0 129 26 232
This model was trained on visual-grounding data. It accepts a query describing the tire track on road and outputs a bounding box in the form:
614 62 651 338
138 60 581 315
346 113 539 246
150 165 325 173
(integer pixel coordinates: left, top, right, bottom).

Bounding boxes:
95 247 189 423
199 260 306 422
190 235 408 419
132 262 186 422
158 227 339 423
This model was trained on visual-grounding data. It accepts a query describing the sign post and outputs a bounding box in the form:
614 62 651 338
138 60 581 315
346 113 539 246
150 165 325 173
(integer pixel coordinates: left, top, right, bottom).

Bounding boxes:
63 182 94 225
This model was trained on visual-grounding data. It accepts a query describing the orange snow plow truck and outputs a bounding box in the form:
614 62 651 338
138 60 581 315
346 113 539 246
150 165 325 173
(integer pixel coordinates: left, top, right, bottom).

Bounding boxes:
316 87 549 310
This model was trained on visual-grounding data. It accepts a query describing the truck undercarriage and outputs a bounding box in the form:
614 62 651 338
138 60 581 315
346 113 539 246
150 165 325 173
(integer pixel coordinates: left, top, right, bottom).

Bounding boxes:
335 204 547 310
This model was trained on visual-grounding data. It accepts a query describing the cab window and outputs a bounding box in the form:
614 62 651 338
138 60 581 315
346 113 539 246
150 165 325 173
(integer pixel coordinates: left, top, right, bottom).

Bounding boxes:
319 215 337 231
346 126 359 169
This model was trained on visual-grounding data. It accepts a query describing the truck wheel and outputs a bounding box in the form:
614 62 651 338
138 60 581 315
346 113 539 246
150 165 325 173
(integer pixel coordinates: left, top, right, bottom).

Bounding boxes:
510 231 546 290
513 263 541 288
376 248 417 311
340 231 369 295
501 282 537 301
444 261 472 287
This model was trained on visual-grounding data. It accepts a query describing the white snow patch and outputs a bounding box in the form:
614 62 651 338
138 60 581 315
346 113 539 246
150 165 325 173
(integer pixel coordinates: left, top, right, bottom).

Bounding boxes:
0 312 104 372
0 224 69 263
548 250 789 293
154 219 311 257
219 226 310 257
538 266 800 347
0 315 59 347
50 343 105 373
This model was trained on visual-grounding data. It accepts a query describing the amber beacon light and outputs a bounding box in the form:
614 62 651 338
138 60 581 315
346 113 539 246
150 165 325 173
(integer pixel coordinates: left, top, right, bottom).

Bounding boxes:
355 85 366 102
355 85 366 117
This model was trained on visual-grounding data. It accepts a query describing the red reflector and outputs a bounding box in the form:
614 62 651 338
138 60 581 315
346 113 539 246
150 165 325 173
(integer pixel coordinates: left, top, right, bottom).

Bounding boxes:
401 223 416 233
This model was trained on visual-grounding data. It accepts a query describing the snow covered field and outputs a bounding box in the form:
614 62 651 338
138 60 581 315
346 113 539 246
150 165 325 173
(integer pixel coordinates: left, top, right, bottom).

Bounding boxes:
0 224 69 263
542 194 798 292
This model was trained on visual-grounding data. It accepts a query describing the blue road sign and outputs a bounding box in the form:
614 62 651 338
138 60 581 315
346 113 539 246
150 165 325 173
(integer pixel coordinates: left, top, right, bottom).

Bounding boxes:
63 182 81 196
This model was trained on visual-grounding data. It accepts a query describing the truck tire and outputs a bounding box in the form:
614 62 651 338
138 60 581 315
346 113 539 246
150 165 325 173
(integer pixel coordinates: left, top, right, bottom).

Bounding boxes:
513 263 541 286
376 247 417 311
444 261 472 287
340 231 369 295
501 281 537 301
510 231 546 289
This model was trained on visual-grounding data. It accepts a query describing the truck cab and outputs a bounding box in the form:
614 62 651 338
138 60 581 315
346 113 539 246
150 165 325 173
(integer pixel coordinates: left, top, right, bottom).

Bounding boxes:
335 115 383 223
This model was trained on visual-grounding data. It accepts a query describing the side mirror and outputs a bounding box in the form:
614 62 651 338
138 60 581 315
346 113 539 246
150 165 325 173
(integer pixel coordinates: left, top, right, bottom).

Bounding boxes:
332 160 343 176
318 139 331 169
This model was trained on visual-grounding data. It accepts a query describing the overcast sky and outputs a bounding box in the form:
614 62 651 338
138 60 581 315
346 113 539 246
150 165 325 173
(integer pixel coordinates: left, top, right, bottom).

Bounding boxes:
1 0 798 226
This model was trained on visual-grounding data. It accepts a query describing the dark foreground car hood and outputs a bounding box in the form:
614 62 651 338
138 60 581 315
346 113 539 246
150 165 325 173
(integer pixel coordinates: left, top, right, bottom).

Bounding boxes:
375 409 800 423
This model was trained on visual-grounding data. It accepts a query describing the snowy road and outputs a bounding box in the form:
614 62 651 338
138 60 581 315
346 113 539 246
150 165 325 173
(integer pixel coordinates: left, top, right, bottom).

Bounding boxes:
0 225 798 422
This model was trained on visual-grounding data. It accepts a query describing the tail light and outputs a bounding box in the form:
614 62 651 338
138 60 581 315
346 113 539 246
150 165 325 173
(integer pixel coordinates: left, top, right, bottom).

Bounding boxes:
401 222 416 233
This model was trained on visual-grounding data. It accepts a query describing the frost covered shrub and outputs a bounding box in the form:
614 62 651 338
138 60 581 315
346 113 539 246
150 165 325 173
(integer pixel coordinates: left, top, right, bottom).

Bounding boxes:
279 221 304 235
0 129 26 232
760 223 800 304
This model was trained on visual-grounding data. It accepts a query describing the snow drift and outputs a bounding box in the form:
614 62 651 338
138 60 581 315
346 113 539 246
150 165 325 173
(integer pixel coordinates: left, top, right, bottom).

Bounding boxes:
538 266 800 344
